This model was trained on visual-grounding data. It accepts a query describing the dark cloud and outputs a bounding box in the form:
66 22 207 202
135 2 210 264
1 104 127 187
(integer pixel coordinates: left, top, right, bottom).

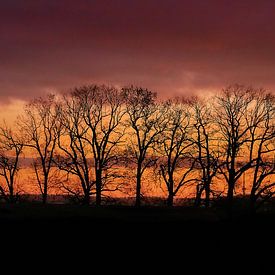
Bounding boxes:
1 0 275 102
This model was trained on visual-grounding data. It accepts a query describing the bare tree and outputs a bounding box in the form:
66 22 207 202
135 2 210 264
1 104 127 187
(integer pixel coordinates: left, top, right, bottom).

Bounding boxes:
245 91 275 213
157 98 197 206
57 85 125 205
192 99 220 207
78 85 125 205
19 94 60 204
56 92 94 205
0 123 23 203
122 86 167 207
215 85 258 214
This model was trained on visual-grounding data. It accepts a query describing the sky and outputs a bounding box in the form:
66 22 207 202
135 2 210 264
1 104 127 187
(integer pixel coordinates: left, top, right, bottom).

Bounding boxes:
1 0 275 106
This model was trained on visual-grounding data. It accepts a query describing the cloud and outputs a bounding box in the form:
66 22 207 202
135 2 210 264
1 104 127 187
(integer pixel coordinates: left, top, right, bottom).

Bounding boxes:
1 0 275 103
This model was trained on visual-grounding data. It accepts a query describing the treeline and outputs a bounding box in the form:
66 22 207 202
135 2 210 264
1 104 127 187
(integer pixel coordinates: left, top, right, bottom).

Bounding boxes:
0 84 275 214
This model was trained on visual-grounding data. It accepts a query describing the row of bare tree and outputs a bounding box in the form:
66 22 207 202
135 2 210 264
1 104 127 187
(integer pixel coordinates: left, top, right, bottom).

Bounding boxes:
0 84 275 213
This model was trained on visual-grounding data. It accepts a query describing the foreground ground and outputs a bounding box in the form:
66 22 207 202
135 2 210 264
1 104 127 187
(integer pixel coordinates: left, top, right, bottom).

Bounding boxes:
0 203 274 273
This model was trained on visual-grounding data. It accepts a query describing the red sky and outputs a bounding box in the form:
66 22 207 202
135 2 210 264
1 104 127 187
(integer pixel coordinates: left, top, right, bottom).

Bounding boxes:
1 0 275 103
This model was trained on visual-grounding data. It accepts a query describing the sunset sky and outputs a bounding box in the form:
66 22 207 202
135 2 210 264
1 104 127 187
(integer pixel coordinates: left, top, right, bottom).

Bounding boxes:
1 0 275 108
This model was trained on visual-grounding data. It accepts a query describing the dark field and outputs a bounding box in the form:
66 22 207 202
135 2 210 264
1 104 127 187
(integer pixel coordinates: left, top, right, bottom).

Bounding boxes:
1 203 274 273
1 199 275 224
0 203 222 223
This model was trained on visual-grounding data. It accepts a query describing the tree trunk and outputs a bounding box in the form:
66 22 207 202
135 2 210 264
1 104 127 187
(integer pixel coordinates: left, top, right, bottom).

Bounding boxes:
42 184 47 204
96 169 102 206
83 190 90 205
42 192 47 204
42 178 48 204
205 181 210 208
249 191 257 216
194 184 203 207
227 182 234 219
135 164 142 207
167 191 174 207
8 184 15 203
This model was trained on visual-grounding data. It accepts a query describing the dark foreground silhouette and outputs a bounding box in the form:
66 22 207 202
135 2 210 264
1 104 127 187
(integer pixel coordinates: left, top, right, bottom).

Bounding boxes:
1 203 274 273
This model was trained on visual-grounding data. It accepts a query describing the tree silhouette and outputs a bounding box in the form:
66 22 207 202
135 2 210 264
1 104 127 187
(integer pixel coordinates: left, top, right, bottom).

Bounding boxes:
246 91 275 213
192 99 220 207
215 85 260 215
78 85 125 205
19 94 59 204
57 85 125 205
157 98 197 206
122 86 167 207
55 91 94 204
0 123 23 203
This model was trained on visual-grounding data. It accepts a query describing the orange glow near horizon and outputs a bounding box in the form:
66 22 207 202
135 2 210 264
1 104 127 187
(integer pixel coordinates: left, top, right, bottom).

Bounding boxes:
0 100 26 125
